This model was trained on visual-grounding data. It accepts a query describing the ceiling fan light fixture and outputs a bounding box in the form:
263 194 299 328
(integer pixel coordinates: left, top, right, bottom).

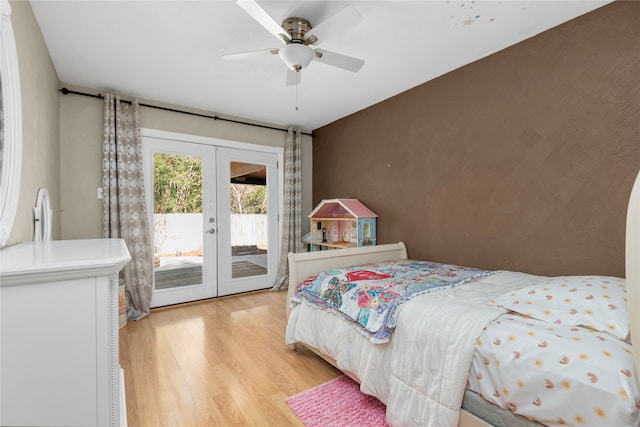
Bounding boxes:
278 43 313 71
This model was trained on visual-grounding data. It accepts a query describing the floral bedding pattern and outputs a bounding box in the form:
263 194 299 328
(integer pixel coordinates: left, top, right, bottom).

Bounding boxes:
295 259 496 343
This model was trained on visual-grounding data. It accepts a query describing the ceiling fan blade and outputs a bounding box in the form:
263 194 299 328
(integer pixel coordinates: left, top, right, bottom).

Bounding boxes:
314 49 364 73
222 48 279 61
236 0 291 43
306 4 362 44
286 68 300 87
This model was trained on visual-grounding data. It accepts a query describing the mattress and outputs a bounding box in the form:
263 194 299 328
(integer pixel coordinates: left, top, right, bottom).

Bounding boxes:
462 389 541 427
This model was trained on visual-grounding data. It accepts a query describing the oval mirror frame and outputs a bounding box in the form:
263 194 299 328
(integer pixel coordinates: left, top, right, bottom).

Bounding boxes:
33 188 52 241
0 0 23 247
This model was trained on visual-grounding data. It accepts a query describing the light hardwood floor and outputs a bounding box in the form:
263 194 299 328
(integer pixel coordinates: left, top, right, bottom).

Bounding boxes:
119 290 341 427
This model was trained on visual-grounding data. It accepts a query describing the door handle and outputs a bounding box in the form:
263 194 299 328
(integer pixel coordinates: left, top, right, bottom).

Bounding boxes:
207 228 216 234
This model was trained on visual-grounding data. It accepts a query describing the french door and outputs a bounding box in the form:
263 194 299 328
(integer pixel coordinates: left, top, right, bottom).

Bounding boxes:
142 135 280 307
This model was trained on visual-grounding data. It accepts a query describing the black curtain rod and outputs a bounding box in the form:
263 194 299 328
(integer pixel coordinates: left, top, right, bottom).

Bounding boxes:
59 87 312 137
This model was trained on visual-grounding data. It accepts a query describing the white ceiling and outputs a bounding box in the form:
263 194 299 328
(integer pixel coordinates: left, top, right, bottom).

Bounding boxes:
29 0 611 132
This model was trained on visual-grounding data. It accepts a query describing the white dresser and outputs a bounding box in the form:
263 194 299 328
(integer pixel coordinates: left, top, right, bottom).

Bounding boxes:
0 239 131 427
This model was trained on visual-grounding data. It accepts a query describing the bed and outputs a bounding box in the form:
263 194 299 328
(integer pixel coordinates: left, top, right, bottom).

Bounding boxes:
285 171 640 427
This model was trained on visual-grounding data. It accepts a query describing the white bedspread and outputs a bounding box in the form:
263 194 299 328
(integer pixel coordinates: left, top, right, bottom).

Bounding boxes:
286 271 543 426
385 292 505 426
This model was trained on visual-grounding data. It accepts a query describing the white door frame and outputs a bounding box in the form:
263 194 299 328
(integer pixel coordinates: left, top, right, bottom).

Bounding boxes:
141 129 283 305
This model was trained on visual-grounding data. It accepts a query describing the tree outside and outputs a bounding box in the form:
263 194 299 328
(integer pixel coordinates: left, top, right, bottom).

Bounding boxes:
153 153 267 214
230 184 266 214
153 153 202 214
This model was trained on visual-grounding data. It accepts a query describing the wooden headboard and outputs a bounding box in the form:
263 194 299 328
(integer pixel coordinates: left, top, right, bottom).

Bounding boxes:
626 169 640 380
286 242 408 317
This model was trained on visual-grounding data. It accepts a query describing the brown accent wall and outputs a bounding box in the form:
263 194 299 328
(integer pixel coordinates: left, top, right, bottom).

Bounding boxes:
312 1 640 277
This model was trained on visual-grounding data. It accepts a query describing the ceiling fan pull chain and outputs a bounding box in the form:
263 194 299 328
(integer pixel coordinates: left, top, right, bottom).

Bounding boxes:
295 74 299 111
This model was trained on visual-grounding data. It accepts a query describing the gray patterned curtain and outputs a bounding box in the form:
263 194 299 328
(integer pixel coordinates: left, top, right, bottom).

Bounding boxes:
103 93 153 320
272 128 303 291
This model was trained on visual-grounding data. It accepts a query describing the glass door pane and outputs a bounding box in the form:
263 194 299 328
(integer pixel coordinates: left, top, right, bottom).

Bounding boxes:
230 161 268 279
152 152 204 289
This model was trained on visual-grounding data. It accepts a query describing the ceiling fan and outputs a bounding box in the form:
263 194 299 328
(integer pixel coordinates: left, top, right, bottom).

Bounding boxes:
223 0 365 86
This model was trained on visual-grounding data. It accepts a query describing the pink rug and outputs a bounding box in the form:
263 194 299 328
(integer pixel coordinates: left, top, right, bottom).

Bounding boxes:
286 375 388 427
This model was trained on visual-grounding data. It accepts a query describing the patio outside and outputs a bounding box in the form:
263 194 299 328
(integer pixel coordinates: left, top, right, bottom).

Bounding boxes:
153 213 268 289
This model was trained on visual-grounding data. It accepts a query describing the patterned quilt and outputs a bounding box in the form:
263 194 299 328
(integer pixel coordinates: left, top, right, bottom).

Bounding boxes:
295 259 496 343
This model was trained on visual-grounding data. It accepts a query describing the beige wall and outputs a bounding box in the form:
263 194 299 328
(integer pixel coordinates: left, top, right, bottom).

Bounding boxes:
6 0 61 246
313 1 640 278
59 87 313 239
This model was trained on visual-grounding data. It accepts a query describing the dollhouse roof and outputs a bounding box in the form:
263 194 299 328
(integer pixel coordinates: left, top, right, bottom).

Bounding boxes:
309 199 378 219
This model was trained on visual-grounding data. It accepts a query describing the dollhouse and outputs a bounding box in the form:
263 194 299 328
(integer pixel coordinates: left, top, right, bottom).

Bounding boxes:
308 199 377 251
